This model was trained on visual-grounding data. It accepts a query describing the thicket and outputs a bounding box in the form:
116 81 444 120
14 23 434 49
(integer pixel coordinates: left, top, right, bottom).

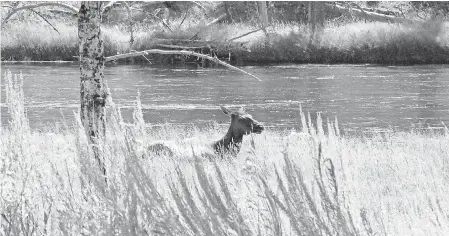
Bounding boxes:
2 1 449 64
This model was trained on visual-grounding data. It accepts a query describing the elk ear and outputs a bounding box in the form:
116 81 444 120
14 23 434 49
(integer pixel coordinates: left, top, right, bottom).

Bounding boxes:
220 105 232 115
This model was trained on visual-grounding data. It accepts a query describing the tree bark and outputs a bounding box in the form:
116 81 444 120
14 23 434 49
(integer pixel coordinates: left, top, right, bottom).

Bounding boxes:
308 1 315 33
258 1 269 38
224 2 232 23
78 1 107 175
308 2 325 33
258 1 269 27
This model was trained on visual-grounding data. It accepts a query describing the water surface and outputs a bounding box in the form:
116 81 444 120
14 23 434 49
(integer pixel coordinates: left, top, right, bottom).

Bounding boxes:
2 63 449 133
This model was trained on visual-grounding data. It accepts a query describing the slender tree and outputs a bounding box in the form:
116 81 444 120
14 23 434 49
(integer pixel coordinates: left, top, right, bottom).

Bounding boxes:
2 1 261 178
258 1 269 28
308 1 325 42
78 1 107 175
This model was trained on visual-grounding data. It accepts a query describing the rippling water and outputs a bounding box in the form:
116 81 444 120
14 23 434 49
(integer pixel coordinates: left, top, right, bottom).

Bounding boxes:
2 62 449 133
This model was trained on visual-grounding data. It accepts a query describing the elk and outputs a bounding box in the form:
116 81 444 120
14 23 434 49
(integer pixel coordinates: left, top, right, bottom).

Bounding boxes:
146 105 264 158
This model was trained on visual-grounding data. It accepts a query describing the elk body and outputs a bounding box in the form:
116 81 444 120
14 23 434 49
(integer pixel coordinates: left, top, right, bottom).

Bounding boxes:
146 105 264 158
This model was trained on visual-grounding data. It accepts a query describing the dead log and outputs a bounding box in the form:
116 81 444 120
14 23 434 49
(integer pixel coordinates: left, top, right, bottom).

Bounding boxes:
105 49 261 81
156 44 204 49
328 3 417 24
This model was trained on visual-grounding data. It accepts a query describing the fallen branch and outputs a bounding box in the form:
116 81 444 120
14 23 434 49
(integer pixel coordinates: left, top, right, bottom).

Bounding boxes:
2 2 79 26
328 3 417 24
154 38 220 44
105 49 261 81
355 4 399 16
157 44 204 50
205 13 227 27
128 50 152 64
350 2 368 17
228 28 262 42
48 9 77 17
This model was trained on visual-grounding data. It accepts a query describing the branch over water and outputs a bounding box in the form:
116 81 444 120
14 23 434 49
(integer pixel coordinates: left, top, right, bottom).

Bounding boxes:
105 49 262 81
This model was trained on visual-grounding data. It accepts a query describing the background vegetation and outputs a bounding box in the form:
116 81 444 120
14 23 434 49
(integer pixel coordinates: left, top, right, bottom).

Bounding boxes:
2 1 449 64
2 71 449 235
2 2 449 234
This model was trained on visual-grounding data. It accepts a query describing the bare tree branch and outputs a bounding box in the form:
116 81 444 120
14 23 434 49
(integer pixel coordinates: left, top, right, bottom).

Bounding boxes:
178 12 188 28
349 2 368 16
2 2 79 26
105 49 262 81
27 8 60 35
189 13 227 40
190 1 209 16
102 1 119 15
205 13 227 27
148 13 173 32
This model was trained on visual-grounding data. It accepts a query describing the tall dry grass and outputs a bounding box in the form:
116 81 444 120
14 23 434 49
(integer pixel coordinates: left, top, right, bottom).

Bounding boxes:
3 20 449 64
2 70 449 235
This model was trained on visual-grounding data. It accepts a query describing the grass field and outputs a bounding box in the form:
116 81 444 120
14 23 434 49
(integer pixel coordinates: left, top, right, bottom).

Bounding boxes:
3 19 449 64
2 71 449 235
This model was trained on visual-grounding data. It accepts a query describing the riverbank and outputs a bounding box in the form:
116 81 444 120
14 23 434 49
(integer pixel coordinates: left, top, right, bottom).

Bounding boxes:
3 21 449 65
2 71 449 235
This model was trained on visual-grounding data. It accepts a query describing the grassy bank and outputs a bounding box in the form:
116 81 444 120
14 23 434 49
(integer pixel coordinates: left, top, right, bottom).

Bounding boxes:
3 20 449 64
2 71 449 235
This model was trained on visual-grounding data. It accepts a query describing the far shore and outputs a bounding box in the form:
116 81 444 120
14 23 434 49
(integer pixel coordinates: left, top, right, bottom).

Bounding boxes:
3 21 449 65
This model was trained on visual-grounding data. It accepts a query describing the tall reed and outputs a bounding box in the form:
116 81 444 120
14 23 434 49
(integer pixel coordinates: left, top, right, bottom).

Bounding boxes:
2 70 449 235
3 20 449 64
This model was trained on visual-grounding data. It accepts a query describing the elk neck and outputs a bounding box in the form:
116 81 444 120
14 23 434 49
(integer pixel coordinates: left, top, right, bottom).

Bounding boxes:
213 119 244 154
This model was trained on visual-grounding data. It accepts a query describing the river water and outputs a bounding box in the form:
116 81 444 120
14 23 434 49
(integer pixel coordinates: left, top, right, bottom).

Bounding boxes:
2 63 449 133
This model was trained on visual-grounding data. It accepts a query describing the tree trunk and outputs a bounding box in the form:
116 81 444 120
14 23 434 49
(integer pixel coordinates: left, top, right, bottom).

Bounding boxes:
224 2 233 23
258 1 269 39
78 1 107 175
308 1 315 33
317 2 325 28
163 6 170 25
308 2 325 38
258 1 269 27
